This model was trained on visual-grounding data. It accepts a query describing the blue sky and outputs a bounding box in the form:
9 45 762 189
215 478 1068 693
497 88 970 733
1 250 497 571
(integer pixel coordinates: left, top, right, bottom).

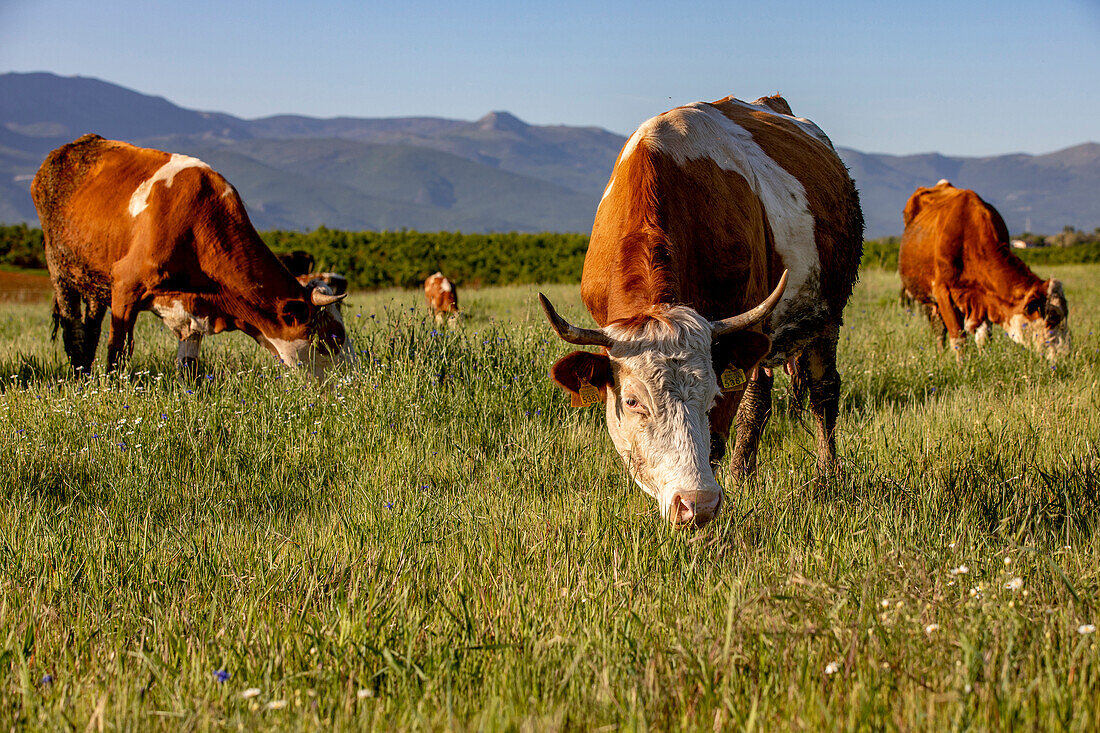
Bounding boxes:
1 0 1097 156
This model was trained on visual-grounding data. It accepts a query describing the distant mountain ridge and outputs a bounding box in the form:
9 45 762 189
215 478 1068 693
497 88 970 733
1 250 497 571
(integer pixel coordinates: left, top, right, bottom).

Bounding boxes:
1 72 1097 237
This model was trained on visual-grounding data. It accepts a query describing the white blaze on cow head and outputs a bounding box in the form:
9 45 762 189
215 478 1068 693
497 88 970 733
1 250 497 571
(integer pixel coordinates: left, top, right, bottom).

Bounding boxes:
540 272 786 528
263 283 349 380
1005 278 1071 361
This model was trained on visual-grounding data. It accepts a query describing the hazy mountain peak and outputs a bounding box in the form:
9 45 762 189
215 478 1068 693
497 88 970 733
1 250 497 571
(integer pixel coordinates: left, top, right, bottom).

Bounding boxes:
474 111 529 134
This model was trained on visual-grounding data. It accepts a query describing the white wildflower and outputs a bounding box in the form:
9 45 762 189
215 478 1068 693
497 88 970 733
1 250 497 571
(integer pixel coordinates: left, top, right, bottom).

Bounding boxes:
357 688 373 699
242 688 261 699
1078 624 1097 635
1004 577 1024 592
880 598 890 608
949 565 969 576
266 699 287 710
925 623 940 635
825 661 840 675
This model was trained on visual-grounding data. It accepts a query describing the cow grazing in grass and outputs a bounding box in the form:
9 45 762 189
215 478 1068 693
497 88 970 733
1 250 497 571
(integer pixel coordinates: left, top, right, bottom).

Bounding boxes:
424 272 459 322
899 180 1069 361
33 134 347 378
540 94 863 527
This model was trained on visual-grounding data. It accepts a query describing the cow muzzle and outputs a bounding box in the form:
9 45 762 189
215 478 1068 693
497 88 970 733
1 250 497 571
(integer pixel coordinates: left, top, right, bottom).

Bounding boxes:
666 488 723 528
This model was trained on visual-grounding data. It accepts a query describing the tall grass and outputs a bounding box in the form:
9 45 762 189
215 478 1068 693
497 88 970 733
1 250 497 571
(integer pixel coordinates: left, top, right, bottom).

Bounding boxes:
0 267 1099 729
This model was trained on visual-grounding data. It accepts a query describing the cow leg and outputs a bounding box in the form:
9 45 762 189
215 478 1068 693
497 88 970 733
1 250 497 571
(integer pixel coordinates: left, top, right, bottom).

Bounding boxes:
799 330 842 479
973 321 991 350
926 304 948 352
51 285 87 374
177 333 203 379
730 368 774 483
105 287 143 371
931 283 966 362
79 298 108 375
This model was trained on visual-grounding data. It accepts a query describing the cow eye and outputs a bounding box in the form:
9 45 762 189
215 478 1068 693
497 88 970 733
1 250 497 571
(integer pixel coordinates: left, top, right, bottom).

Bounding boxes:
623 396 647 416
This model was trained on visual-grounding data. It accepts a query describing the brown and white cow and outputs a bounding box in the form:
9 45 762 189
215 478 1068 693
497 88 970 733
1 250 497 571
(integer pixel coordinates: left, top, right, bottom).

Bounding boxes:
424 272 459 322
899 180 1069 361
539 94 863 527
33 134 347 378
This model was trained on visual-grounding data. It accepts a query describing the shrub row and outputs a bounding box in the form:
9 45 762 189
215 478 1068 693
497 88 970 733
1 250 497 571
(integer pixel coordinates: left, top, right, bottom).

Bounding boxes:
4 224 1097 286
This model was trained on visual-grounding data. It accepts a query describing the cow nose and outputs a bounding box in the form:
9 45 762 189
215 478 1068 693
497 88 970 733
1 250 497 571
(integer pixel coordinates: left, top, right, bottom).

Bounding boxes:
670 492 722 527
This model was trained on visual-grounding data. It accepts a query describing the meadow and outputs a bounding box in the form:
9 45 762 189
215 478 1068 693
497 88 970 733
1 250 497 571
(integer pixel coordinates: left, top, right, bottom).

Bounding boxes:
0 265 1099 730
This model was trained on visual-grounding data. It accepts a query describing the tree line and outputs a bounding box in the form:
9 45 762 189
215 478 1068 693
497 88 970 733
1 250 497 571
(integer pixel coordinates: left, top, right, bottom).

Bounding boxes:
2 223 1097 286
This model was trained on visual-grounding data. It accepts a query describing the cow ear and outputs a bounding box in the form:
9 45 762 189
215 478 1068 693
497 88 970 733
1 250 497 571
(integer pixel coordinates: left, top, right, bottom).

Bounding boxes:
712 331 772 376
280 299 310 326
550 351 612 406
1024 294 1045 316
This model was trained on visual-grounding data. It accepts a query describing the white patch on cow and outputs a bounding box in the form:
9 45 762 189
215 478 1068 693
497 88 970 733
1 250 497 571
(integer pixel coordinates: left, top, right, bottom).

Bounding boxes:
936 178 951 187
1004 314 1030 348
724 97 835 149
600 175 616 203
151 299 213 338
441 279 453 293
601 305 724 524
221 182 236 199
634 102 821 355
128 154 211 217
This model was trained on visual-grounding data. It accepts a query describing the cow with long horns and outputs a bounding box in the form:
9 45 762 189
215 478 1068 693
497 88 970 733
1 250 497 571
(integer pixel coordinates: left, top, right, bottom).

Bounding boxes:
540 94 863 527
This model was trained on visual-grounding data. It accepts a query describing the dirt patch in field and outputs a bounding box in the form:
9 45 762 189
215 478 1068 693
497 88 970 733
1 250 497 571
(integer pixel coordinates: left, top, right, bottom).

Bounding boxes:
0 270 52 302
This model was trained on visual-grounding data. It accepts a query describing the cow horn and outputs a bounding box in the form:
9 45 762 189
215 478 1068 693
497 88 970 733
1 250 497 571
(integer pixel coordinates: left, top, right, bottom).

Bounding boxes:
710 270 789 336
311 290 348 307
538 293 615 348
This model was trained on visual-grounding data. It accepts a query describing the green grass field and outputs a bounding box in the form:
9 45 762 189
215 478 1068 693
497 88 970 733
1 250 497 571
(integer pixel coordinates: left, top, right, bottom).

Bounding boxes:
1 266 1099 730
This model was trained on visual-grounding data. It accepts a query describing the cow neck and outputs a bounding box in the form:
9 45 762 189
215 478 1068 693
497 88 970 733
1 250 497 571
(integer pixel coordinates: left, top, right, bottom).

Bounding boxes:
209 227 309 338
964 229 1043 304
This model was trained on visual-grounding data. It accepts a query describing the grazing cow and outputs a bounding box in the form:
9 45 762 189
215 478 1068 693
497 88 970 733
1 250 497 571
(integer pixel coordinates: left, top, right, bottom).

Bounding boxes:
539 94 863 527
277 250 315 277
424 272 459 322
33 134 348 378
899 180 1069 361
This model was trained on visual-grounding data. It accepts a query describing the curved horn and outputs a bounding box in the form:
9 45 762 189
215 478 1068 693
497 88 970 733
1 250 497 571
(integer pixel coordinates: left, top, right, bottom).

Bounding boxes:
710 270 789 336
538 293 614 348
311 290 348 307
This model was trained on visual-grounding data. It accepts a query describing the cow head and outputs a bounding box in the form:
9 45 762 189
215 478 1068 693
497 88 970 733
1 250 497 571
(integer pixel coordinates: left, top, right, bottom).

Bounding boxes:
264 282 349 380
1006 278 1071 360
540 272 786 528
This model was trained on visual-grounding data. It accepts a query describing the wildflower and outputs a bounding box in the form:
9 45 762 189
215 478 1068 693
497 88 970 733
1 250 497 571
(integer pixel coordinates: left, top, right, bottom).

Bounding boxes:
242 688 261 699
824 661 840 675
924 623 940 635
1004 577 1024 592
267 700 288 710
1003 557 1012 565
213 670 230 683
1078 624 1097 635
949 565 969 576
39 674 54 686
357 688 373 699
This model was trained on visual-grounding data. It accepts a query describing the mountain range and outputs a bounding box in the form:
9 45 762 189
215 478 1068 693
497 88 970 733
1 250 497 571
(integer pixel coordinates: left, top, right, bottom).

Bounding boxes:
1 72 1097 237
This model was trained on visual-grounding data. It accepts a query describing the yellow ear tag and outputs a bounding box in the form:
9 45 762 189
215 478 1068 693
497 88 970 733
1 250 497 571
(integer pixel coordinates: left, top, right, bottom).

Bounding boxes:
720 366 747 392
576 380 602 407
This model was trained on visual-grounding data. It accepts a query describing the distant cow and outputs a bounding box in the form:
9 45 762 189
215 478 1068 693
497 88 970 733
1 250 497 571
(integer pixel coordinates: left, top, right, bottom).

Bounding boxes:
277 250 315 277
33 134 348 378
899 180 1069 361
424 272 459 322
539 94 863 527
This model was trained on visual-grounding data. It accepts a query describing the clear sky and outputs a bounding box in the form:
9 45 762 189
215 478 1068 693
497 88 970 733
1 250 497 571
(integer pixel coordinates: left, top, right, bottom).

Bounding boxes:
2 0 1097 156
